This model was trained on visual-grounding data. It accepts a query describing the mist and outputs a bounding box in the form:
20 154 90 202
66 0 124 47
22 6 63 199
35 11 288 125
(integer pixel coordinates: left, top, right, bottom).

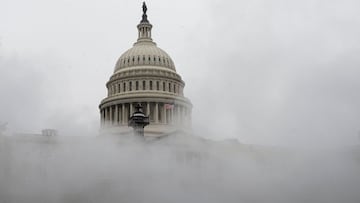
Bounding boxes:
1 134 360 203
1 0 360 145
1 0 360 202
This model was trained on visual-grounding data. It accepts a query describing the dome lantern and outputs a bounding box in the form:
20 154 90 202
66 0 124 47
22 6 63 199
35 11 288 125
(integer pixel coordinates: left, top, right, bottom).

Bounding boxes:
137 2 153 43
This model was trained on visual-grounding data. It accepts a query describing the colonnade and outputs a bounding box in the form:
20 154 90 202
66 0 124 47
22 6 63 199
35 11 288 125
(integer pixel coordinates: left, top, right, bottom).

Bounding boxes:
100 102 191 127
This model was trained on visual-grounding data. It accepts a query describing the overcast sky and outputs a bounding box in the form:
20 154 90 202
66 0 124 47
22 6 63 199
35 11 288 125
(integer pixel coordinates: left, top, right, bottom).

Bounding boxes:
1 0 360 146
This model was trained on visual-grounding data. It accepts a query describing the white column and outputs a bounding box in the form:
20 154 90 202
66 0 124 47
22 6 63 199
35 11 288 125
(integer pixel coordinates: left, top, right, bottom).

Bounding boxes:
104 107 108 126
109 106 113 125
146 102 150 116
162 104 166 124
114 105 118 125
130 103 133 116
177 105 181 125
122 104 125 125
126 104 129 123
181 106 185 126
176 105 181 125
155 102 159 123
171 107 174 124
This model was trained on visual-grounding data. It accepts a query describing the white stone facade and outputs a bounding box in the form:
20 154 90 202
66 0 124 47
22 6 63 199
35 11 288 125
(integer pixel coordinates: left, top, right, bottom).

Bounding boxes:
99 6 192 136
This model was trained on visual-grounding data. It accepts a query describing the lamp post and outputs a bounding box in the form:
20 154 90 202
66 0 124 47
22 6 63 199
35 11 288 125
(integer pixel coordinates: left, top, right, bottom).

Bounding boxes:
128 103 149 136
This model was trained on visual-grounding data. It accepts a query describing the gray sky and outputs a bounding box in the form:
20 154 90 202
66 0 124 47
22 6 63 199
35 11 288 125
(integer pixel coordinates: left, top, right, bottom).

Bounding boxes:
1 0 360 146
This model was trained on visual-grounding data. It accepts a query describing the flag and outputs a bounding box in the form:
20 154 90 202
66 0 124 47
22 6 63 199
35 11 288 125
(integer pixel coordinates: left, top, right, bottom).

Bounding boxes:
164 103 174 110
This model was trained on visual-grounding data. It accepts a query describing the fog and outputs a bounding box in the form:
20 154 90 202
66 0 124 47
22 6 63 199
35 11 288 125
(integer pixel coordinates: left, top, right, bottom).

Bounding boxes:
1 0 360 145
1 134 360 203
1 0 360 202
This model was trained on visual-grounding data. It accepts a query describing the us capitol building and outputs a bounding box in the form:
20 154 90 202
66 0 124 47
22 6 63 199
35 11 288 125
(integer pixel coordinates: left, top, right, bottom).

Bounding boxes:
99 3 192 136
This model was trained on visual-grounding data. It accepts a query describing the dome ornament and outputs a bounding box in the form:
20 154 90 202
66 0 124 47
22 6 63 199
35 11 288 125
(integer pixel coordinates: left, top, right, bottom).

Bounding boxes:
141 2 149 23
142 2 147 15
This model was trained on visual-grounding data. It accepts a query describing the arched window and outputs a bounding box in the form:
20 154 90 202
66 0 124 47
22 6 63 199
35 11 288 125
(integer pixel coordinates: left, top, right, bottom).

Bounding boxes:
136 81 139 90
150 81 153 90
129 81 132 91
168 83 171 92
118 84 121 93
123 82 126 92
143 81 146 90
156 81 159 90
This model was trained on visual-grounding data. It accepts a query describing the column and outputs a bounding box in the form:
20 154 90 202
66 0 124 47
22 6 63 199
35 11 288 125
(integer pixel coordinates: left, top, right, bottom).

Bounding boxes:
162 104 166 124
146 102 150 116
122 104 125 125
104 107 108 126
130 103 133 116
100 109 104 127
176 106 180 125
114 104 118 125
170 107 174 124
125 104 129 123
155 102 159 123
109 106 113 125
181 106 185 126
103 109 106 126
177 105 181 125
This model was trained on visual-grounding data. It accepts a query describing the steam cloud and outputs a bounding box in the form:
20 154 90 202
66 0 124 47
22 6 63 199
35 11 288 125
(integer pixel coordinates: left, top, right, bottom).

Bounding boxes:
1 133 359 203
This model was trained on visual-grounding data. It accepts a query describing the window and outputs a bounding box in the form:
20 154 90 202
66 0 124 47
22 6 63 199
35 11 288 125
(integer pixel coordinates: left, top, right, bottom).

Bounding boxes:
123 82 126 92
136 81 139 90
163 82 165 91
156 81 159 90
129 81 132 91
169 83 171 92
174 84 176 93
150 81 153 90
143 81 146 90
118 84 121 93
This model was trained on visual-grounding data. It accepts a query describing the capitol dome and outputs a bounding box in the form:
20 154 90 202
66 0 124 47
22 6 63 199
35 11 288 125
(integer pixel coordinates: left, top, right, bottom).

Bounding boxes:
99 3 192 136
114 42 176 71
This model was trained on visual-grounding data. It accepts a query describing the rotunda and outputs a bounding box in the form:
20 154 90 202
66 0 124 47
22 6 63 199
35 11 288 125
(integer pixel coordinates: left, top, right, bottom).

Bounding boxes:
99 3 192 136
